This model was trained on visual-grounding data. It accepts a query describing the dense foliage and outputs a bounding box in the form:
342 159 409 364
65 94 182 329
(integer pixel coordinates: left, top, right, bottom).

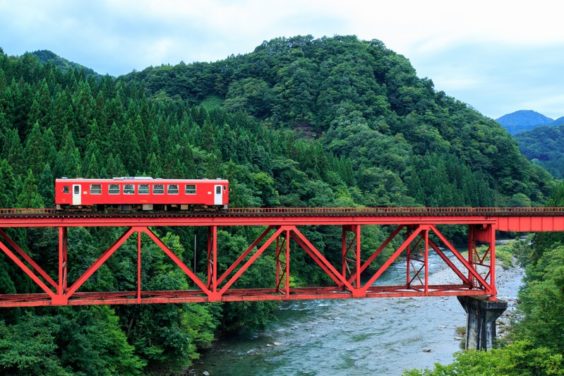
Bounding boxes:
515 125 564 178
0 35 556 374
406 183 564 376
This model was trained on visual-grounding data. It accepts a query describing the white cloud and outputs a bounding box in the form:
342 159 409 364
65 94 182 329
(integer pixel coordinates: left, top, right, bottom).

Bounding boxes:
0 0 563 117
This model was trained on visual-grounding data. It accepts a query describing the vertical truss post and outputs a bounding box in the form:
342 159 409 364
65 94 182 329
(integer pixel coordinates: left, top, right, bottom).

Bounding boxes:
55 227 68 304
206 226 218 297
406 231 411 288
207 228 212 289
355 225 361 289
468 225 475 287
275 229 291 295
137 230 142 303
285 228 290 295
340 225 361 289
424 227 429 295
341 226 347 281
488 225 497 299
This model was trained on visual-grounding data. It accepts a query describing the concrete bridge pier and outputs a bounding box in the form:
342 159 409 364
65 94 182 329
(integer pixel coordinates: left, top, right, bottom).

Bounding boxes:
457 296 507 350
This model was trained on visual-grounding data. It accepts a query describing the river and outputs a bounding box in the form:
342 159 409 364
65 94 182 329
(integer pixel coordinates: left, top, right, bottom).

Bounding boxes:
192 249 524 375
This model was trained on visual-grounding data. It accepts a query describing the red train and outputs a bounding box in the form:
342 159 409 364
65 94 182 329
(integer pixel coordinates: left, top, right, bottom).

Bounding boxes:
55 177 229 210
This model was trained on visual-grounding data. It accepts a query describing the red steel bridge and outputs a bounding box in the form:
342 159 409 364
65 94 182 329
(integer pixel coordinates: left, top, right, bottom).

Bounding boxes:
0 207 562 308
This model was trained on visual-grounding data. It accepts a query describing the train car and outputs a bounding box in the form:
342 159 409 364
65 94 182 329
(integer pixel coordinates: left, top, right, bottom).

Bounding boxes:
54 177 229 210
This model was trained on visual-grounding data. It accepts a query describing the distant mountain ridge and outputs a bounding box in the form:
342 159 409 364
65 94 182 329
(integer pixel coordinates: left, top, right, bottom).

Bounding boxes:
499 109 564 178
552 116 564 126
496 110 554 135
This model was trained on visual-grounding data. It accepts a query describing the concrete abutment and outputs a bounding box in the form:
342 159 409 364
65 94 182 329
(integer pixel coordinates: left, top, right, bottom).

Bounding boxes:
457 296 507 350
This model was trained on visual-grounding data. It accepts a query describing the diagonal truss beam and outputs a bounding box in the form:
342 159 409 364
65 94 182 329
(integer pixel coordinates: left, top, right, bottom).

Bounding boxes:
0 229 57 289
428 239 471 285
348 225 403 284
67 227 136 297
0 239 56 298
219 226 286 295
217 226 274 286
430 225 490 290
142 227 210 295
361 226 424 291
291 227 356 292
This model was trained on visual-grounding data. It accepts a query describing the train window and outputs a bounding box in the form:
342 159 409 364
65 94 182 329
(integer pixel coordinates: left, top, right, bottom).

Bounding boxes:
216 186 222 194
90 184 102 194
139 184 149 194
185 184 196 194
74 185 80 194
153 184 164 194
168 184 179 194
109 184 120 195
124 184 135 195
63 186 69 194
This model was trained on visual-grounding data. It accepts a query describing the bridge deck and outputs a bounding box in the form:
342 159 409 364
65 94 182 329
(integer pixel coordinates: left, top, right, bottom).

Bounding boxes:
0 207 562 232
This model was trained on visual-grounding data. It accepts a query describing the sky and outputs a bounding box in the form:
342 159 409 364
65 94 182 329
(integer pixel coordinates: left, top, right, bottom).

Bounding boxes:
0 0 563 119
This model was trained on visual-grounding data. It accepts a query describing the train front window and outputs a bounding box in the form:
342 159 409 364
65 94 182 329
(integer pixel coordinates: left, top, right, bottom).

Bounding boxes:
90 184 102 194
168 184 179 194
153 184 164 194
63 186 69 194
185 184 196 194
139 184 149 194
124 184 135 195
109 184 120 195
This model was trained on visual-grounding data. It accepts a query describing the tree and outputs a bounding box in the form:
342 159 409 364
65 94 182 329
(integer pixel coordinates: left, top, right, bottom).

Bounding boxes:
0 315 69 375
55 130 81 178
16 169 44 208
0 159 16 207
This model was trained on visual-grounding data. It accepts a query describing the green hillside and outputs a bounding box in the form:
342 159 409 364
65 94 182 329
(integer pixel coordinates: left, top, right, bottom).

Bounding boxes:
516 125 564 178
0 37 556 374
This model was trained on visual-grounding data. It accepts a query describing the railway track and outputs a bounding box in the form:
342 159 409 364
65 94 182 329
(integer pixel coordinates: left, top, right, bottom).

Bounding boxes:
0 207 562 218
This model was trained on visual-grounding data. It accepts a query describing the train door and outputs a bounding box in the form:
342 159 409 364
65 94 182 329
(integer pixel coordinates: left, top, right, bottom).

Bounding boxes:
72 184 82 205
214 185 223 206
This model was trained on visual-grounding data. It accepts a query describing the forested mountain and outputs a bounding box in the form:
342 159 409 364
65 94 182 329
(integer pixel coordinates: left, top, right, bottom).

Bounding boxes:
0 36 556 374
516 125 564 178
496 110 554 135
124 35 552 206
